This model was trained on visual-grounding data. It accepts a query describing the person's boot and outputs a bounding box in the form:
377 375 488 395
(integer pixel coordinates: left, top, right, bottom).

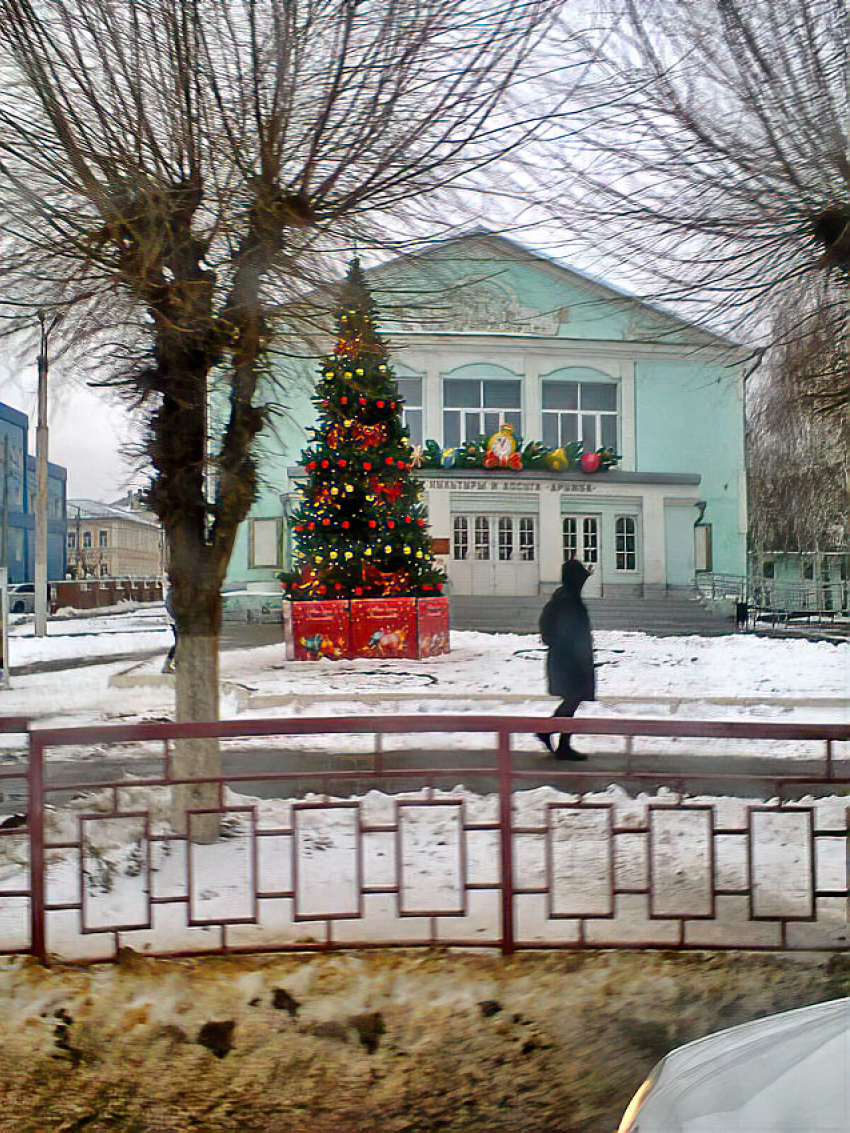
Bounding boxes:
554 738 588 762
535 731 553 752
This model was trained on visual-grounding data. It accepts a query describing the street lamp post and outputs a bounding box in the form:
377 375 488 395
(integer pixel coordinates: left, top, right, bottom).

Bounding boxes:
34 309 61 637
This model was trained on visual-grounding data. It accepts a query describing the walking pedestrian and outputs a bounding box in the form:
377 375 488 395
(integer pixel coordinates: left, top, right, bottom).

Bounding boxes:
536 559 596 760
162 579 178 673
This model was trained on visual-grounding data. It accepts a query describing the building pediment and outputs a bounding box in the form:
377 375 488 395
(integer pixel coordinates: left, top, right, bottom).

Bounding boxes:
367 232 732 348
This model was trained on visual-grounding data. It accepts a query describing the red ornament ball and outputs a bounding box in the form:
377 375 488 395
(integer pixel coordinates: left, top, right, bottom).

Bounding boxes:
320 459 330 469
581 451 601 473
385 457 394 466
359 397 366 406
354 587 363 596
338 459 347 468
368 520 377 529
322 518 331 526
294 524 303 533
306 461 316 471
387 520 395 529
397 460 405 469
307 522 316 530
340 396 348 405
341 520 350 529
363 461 372 471
417 518 425 526
376 400 384 409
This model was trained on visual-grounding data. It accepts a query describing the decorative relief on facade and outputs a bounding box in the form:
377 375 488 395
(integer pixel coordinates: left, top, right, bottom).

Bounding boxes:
396 277 559 335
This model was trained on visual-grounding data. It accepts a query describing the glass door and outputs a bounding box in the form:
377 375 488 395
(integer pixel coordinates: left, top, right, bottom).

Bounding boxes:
562 514 602 597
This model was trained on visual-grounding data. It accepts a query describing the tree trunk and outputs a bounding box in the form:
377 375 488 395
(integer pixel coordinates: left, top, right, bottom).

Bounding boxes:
170 574 223 844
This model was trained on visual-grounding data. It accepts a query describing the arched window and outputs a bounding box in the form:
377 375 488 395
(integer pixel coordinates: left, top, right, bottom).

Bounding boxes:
474 516 490 560
452 516 468 560
562 516 577 560
519 517 535 561
498 517 513 561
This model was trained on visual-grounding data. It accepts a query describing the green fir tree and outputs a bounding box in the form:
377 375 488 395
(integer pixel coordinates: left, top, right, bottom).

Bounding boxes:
289 260 444 599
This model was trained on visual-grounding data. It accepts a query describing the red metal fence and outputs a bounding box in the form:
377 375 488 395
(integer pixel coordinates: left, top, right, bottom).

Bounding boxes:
0 714 848 962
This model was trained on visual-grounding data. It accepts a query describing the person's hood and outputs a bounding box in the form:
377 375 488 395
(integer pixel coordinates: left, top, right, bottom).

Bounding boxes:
561 559 590 594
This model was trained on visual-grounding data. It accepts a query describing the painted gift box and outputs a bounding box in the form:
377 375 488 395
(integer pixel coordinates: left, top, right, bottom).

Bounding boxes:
349 598 418 660
285 599 351 661
415 597 450 657
283 596 450 660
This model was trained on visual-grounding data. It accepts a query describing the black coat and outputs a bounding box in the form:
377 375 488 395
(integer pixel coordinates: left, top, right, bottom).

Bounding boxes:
539 560 596 703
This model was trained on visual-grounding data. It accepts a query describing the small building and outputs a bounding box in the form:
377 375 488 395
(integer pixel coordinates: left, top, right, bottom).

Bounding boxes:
0 399 67 583
226 232 747 600
66 499 163 579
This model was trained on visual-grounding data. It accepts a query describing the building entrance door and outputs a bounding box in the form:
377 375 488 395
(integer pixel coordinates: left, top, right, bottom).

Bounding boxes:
561 514 602 597
450 513 538 595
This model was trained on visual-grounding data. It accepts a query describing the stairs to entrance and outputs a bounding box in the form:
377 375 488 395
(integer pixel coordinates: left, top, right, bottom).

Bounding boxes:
449 592 733 636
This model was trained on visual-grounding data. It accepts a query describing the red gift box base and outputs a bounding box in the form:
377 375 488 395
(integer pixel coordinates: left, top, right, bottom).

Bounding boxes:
283 597 449 660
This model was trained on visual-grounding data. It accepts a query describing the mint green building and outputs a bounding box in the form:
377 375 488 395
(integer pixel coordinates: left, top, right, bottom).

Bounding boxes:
226 232 746 602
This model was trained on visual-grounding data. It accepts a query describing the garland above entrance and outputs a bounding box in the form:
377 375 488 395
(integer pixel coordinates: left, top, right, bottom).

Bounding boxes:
410 424 619 474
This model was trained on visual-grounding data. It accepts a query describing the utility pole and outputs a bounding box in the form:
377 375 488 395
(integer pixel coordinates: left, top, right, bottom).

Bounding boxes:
34 310 60 637
1 435 8 571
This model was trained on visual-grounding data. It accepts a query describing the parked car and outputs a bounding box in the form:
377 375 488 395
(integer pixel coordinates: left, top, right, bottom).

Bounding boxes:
7 582 35 614
617 996 850 1132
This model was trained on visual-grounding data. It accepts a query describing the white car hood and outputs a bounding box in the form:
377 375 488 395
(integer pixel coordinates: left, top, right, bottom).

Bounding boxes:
635 996 850 1132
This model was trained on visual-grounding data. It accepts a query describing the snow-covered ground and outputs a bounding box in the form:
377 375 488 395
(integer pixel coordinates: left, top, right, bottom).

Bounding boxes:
3 608 848 731
0 613 847 959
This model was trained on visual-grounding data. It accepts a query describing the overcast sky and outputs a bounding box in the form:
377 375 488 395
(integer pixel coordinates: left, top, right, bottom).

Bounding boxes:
4 363 137 501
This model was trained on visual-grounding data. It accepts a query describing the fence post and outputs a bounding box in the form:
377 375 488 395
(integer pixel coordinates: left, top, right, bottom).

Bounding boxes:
497 727 515 956
29 733 47 963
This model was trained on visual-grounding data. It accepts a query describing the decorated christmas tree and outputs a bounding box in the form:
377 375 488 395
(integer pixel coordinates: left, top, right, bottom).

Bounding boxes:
288 260 445 600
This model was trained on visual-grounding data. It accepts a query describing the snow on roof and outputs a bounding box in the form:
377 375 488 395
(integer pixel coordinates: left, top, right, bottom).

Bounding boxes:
66 498 160 527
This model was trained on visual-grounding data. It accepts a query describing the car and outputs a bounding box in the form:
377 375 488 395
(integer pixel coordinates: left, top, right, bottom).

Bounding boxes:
7 582 35 614
617 996 850 1132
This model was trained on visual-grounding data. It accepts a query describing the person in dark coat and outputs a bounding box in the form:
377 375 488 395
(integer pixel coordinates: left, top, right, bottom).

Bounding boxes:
536 559 596 760
162 580 178 673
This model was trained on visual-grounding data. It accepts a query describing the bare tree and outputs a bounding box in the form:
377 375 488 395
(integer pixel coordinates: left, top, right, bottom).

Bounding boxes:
0 0 561 821
550 0 850 404
748 305 849 558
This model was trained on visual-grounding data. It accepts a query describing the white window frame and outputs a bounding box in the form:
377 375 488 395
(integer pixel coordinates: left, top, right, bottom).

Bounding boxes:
519 517 535 562
497 516 513 561
615 516 638 572
542 380 618 451
443 377 522 447
248 517 283 568
396 376 423 447
452 516 469 561
473 515 490 561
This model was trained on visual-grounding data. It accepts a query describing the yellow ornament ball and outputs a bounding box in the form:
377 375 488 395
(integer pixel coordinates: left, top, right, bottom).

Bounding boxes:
384 544 392 553
344 551 354 560
403 546 411 555
329 551 338 560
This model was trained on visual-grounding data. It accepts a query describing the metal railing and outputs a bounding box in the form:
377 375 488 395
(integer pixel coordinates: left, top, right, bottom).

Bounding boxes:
0 714 848 962
697 572 850 622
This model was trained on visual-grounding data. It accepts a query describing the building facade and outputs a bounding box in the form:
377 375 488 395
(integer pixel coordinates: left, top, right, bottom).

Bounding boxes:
66 499 163 578
226 233 747 598
0 399 67 583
